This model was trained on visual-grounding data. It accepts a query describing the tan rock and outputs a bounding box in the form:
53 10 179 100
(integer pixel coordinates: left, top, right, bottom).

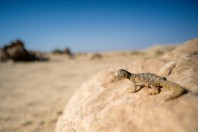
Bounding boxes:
56 39 198 132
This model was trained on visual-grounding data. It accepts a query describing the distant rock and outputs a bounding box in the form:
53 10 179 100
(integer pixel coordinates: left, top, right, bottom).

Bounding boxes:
74 52 102 60
52 49 64 54
0 48 8 62
64 48 74 59
56 39 198 132
51 48 74 59
88 53 102 60
0 40 48 62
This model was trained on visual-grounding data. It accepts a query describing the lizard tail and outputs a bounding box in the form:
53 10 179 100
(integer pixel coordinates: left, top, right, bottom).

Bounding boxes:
161 81 185 101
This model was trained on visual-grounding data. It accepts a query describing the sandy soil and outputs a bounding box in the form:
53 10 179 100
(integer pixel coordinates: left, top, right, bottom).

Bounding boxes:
0 51 154 132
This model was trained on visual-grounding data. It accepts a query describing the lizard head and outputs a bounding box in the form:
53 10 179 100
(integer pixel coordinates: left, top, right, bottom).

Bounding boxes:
117 69 131 79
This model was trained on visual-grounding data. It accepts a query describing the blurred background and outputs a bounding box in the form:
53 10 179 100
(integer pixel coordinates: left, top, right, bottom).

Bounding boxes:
0 0 197 52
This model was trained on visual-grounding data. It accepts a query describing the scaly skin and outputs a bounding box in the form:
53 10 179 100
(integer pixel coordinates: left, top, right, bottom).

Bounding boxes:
117 69 185 101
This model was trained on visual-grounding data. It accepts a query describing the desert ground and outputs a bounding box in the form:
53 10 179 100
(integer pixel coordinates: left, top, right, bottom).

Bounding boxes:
0 46 175 132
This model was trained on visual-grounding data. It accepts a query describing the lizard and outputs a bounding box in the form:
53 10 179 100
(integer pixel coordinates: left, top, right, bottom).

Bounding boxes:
117 69 186 101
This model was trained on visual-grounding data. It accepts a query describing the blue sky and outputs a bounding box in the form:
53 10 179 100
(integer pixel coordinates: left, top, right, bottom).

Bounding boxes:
0 0 198 52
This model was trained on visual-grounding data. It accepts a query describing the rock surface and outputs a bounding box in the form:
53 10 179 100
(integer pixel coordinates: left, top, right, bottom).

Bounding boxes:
56 39 198 132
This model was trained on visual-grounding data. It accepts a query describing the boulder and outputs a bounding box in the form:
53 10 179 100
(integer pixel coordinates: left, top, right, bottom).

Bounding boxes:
1 40 48 62
56 39 198 132
3 40 31 61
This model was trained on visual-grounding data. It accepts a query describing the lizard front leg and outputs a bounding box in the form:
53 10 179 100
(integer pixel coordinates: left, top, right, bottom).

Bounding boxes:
127 79 139 93
127 83 137 93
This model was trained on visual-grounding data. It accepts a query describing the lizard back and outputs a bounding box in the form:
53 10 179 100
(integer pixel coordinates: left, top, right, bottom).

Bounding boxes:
131 73 167 87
